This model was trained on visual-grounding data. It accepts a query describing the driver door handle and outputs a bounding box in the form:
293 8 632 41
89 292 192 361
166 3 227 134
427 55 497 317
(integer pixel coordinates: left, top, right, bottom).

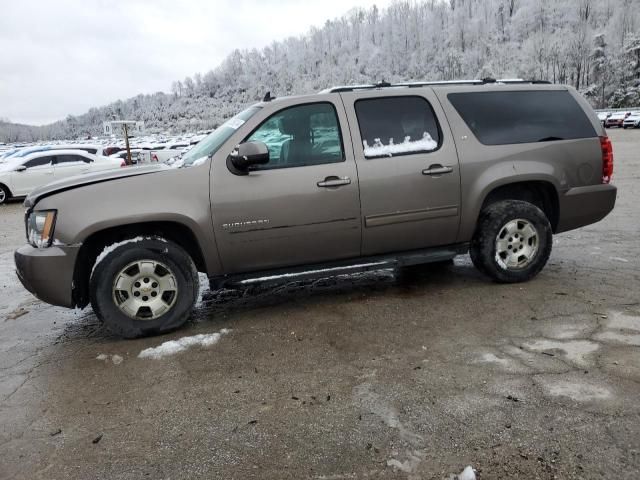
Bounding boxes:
317 176 351 188
422 165 453 176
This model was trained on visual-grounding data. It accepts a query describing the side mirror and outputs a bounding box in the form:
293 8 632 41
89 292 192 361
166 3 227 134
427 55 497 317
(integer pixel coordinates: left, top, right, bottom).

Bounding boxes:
227 141 269 175
15 165 27 172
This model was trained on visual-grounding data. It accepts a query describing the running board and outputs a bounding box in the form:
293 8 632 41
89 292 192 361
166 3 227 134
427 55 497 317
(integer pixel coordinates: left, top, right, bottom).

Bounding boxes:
209 243 468 289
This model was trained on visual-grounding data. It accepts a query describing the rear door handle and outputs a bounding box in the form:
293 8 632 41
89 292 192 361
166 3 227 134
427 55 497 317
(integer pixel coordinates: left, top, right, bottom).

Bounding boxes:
422 165 453 176
317 176 351 188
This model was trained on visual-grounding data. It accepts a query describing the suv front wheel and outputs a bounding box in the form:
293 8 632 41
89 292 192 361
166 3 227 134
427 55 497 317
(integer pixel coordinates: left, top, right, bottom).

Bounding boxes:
470 200 552 283
90 237 199 338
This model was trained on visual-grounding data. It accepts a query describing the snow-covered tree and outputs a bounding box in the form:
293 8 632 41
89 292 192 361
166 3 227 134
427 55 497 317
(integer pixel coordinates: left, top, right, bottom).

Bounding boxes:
2 0 639 142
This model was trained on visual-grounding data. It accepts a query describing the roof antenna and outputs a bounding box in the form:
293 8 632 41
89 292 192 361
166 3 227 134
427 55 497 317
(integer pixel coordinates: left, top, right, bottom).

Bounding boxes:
263 91 275 102
375 80 391 88
481 77 496 84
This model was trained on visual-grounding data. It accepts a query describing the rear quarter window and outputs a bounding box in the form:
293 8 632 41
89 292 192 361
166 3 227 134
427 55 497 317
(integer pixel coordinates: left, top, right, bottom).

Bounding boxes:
447 90 596 145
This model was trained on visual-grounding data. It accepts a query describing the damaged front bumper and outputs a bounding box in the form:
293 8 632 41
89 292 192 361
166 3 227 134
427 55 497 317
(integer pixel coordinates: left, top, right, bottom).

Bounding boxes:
14 244 80 308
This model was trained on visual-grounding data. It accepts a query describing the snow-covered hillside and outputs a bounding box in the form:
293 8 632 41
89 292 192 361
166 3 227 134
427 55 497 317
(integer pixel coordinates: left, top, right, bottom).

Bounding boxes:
2 0 639 142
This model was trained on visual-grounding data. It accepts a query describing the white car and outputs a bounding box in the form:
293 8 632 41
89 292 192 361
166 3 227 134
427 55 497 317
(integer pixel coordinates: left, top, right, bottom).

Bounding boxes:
623 113 640 129
596 112 611 125
0 149 122 204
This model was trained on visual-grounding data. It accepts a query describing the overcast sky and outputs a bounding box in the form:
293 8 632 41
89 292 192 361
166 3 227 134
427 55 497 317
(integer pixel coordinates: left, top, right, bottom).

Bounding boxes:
0 0 393 126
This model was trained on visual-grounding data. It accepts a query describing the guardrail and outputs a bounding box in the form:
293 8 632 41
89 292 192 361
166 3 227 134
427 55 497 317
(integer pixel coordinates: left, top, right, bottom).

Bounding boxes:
594 107 640 113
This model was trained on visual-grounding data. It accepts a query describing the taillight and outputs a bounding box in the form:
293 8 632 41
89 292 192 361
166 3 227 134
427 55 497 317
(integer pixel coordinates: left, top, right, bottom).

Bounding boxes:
600 136 613 184
120 160 126 168
151 154 158 162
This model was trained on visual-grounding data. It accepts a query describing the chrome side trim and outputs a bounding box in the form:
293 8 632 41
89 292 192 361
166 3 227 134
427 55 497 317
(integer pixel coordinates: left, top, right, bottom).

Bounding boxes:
365 205 459 228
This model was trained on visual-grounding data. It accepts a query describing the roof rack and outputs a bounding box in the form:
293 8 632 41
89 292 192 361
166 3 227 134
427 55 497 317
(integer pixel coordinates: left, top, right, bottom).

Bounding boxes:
320 78 551 93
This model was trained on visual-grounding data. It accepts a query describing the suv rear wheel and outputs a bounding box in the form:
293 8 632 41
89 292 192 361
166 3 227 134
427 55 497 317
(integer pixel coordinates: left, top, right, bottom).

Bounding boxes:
470 200 552 283
90 237 199 338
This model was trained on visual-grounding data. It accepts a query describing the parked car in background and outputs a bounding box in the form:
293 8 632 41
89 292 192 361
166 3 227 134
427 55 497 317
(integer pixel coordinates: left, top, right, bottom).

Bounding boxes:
596 112 611 126
0 150 122 204
622 113 640 129
2 145 53 160
138 142 191 163
14 80 616 337
109 149 146 164
605 112 630 128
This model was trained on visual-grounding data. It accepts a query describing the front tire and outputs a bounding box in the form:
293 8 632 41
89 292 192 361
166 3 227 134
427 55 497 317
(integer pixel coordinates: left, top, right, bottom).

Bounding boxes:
0 184 10 205
470 200 552 283
90 237 199 338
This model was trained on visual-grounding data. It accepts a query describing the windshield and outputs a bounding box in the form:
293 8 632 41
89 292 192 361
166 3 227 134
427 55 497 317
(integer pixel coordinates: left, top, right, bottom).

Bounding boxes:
181 106 261 166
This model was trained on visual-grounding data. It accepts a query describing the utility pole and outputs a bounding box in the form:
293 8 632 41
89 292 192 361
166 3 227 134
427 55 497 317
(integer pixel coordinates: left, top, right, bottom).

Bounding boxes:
122 123 132 165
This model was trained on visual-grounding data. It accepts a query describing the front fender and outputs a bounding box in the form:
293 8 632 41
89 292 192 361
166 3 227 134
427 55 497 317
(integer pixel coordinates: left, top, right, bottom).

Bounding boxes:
33 164 222 275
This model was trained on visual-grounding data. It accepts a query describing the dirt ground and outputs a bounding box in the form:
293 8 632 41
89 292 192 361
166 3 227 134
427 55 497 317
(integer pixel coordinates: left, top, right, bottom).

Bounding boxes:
1 129 639 480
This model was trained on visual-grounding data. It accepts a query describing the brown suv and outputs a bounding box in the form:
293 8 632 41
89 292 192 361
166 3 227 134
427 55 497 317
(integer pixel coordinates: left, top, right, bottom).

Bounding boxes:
15 80 617 337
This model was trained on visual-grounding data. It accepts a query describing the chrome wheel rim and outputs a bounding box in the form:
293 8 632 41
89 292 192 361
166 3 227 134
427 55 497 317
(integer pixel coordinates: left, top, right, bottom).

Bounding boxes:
0 189 5 203
112 260 178 320
495 218 539 270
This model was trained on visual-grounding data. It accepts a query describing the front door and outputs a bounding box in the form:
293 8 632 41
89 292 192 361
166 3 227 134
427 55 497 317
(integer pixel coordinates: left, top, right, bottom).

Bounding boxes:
341 90 462 255
211 99 361 274
11 155 55 196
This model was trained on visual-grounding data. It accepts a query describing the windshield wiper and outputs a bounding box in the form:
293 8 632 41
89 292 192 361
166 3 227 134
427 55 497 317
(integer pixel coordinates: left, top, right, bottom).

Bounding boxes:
537 136 564 142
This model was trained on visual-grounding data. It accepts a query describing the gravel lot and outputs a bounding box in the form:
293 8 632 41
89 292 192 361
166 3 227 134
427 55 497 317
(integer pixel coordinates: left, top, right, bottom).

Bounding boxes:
1 129 639 480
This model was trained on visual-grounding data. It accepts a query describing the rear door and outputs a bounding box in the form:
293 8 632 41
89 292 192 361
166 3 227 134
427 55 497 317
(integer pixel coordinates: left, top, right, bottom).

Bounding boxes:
211 98 361 274
10 155 55 196
53 154 91 179
341 90 461 255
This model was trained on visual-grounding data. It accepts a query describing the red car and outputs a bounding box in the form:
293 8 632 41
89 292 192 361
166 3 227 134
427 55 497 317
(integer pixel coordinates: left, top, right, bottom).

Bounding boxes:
604 112 631 128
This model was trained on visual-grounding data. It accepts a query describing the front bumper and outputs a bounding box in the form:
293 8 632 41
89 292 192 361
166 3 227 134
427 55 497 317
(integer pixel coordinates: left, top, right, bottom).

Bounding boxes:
14 244 80 308
556 184 617 233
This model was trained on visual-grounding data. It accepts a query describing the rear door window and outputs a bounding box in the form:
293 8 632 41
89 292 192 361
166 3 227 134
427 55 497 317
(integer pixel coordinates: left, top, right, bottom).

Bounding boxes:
354 96 441 158
447 90 596 145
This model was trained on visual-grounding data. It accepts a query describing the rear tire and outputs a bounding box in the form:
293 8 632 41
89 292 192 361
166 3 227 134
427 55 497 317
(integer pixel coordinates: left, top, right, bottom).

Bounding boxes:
470 200 552 283
90 237 199 338
0 184 10 205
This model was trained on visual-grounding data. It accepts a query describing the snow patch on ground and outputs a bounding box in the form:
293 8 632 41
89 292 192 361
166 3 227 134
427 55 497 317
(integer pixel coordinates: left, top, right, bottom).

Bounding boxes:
477 352 512 368
540 378 612 402
522 339 600 367
605 311 640 331
96 354 124 365
543 321 595 340
594 330 640 346
456 466 477 480
594 311 640 346
138 329 231 359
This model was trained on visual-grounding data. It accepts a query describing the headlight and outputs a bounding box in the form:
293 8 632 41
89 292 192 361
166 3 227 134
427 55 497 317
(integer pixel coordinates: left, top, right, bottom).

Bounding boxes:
27 210 57 248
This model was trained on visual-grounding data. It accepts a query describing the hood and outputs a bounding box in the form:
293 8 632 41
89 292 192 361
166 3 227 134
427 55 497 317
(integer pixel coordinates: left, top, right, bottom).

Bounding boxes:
0 159 21 172
24 164 168 209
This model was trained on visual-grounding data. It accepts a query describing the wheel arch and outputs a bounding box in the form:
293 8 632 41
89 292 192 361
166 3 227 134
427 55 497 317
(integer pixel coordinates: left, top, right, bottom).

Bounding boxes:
0 182 13 200
478 180 560 233
72 221 207 308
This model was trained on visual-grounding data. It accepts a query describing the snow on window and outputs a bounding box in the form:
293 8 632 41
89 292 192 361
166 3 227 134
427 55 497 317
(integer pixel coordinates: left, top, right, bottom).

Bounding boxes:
363 132 437 158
